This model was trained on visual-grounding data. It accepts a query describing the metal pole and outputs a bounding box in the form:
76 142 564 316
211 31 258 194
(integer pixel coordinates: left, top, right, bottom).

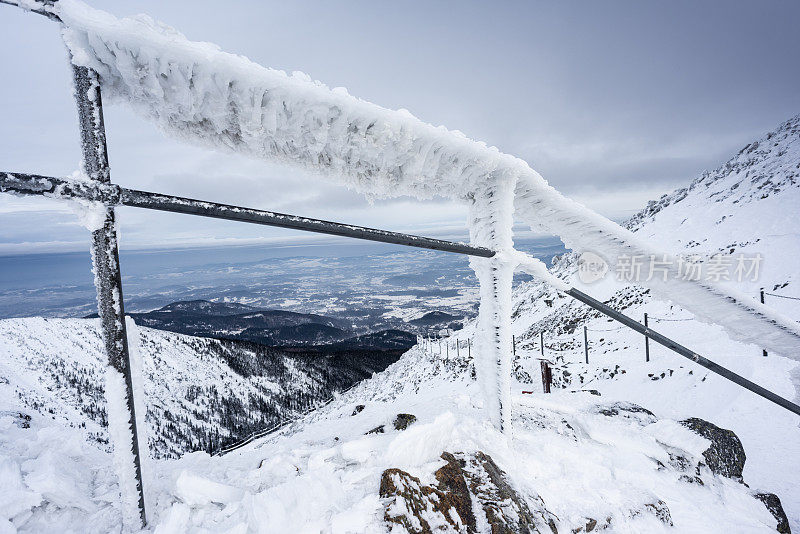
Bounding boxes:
540 331 544 358
567 287 800 417
761 289 768 357
644 312 650 362
121 188 495 258
72 65 147 527
468 339 471 359
583 325 589 364
540 361 551 394
512 335 516 355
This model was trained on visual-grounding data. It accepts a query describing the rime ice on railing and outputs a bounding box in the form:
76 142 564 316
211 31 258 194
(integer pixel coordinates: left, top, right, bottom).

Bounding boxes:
55 0 800 361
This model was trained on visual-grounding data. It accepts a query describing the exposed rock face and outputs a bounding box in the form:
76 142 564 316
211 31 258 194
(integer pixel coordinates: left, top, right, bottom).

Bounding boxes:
463 451 558 534
679 418 790 532
351 404 365 416
366 413 417 435
434 453 476 530
380 451 558 533
380 468 465 533
591 402 657 425
680 418 745 480
394 413 418 431
755 493 791 534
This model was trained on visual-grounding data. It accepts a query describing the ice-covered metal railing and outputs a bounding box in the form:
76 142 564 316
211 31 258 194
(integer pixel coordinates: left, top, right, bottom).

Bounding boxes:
4 168 800 422
3 0 800 527
47 0 800 359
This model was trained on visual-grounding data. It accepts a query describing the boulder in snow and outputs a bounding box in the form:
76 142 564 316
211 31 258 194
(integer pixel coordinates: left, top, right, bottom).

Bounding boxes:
754 493 790 534
393 413 417 431
680 418 745 480
380 451 558 533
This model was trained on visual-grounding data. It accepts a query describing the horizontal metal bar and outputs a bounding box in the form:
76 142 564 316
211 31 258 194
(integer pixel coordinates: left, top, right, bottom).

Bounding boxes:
5 170 798 417
0 171 494 258
120 189 494 257
567 287 800 417
0 0 60 21
0 171 114 201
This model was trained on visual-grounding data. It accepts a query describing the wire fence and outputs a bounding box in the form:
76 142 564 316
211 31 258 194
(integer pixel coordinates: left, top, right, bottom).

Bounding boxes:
764 291 800 301
220 287 799 453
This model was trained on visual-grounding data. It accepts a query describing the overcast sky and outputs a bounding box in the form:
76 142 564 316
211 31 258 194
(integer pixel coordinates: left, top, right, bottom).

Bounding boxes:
1 1 799 255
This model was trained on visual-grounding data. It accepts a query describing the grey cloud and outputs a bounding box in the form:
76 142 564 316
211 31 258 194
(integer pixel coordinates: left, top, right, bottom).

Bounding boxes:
2 0 799 254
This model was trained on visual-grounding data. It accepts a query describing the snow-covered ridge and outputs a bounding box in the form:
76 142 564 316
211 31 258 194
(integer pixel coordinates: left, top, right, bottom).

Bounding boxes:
55 0 800 357
626 114 800 231
1 342 788 532
0 317 380 458
503 113 800 529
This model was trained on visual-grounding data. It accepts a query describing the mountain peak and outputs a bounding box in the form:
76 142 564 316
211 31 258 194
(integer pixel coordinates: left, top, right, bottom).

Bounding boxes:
625 114 800 231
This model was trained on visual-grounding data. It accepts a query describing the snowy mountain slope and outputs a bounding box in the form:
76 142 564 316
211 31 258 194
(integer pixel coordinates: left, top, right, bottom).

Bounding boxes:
0 317 399 458
502 114 800 529
1 343 787 533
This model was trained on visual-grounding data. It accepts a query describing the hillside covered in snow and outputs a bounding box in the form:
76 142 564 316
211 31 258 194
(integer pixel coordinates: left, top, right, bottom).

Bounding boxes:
0 317 400 458
2 115 798 532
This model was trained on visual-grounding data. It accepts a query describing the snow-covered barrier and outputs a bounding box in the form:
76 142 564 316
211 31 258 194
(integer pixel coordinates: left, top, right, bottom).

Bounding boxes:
55 1 799 361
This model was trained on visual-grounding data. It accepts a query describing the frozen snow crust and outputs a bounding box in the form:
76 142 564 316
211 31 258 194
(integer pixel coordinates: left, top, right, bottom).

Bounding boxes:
57 0 800 358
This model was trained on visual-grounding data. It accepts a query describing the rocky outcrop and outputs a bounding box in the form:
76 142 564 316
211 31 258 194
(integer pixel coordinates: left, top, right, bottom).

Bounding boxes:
755 493 790 534
394 413 417 430
680 418 745 480
680 418 790 532
367 413 417 435
591 402 657 425
380 451 558 533
380 468 466 533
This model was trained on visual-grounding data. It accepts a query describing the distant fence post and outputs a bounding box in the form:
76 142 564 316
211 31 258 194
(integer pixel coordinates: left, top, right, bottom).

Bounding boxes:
540 360 552 393
468 338 471 359
583 325 589 364
456 340 460 358
644 312 650 362
761 289 768 357
540 331 544 358
512 335 516 355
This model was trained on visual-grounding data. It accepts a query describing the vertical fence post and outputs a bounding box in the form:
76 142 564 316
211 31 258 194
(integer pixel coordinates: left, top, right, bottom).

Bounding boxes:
446 342 449 358
468 338 471 359
456 340 460 358
540 360 551 393
644 312 650 363
72 65 146 527
583 325 589 364
761 289 768 357
540 331 544 358
512 335 516 356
